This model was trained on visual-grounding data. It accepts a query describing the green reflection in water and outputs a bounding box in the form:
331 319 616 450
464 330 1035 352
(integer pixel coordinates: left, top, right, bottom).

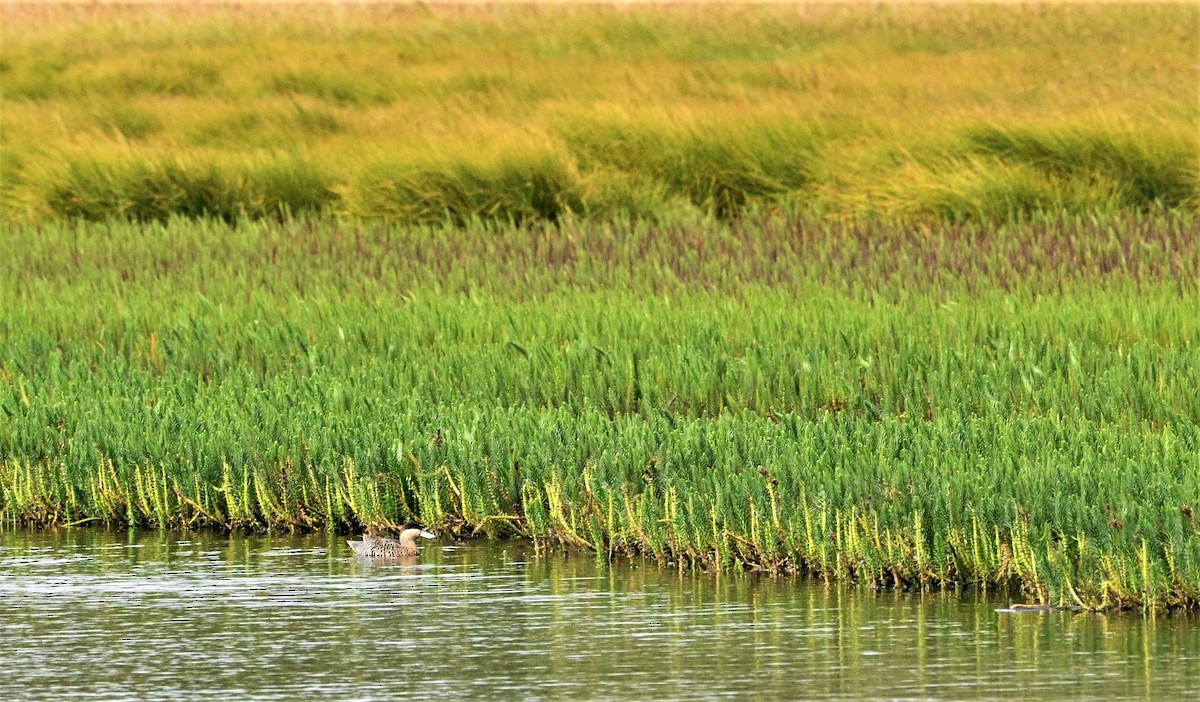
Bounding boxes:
1 528 1196 701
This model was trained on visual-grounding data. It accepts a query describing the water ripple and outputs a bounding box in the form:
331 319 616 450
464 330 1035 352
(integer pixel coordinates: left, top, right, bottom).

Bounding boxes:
0 530 1196 701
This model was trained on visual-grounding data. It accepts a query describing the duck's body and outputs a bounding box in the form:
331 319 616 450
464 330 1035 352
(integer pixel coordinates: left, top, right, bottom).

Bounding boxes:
347 528 436 558
996 603 1082 613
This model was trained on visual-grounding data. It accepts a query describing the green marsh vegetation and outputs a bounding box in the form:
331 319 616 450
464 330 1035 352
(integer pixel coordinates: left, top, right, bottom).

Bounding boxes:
1 3 1198 612
3 214 1198 611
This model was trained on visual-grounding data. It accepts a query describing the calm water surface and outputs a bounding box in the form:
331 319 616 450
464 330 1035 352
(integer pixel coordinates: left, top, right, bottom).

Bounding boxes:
1 529 1196 700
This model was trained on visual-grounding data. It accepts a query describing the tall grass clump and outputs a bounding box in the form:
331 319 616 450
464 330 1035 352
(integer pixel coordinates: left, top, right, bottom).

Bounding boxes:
886 159 1126 223
557 115 817 218
356 147 584 225
869 124 1199 222
32 155 337 222
964 125 1199 210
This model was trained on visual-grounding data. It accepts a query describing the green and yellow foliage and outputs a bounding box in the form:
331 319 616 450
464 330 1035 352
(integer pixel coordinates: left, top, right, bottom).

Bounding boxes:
2 213 1198 610
1 1 1196 223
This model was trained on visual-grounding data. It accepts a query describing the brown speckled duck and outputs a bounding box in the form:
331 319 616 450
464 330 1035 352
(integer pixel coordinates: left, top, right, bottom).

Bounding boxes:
347 527 436 558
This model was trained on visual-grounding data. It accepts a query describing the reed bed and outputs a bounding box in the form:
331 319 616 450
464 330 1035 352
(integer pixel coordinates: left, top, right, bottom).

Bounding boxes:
2 213 1198 611
1 1 1196 611
1 2 1196 224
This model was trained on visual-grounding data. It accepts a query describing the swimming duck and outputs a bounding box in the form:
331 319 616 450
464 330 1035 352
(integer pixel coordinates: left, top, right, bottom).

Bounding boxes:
347 527 436 558
995 603 1082 613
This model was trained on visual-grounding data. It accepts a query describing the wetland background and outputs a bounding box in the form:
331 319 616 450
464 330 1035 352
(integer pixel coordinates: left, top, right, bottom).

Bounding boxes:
1 1 1195 223
1 0 1199 621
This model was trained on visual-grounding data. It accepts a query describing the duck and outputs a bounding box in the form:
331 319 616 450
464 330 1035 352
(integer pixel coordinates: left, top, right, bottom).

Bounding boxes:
996 603 1082 613
347 526 436 558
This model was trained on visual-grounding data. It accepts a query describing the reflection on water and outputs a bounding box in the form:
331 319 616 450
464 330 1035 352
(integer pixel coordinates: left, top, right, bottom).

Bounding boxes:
1 529 1196 700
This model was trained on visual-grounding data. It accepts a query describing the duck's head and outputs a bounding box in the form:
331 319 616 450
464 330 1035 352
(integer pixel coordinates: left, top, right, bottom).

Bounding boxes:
399 522 436 543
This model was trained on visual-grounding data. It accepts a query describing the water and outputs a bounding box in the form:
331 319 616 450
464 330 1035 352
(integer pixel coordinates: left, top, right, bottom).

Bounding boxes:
1 529 1196 700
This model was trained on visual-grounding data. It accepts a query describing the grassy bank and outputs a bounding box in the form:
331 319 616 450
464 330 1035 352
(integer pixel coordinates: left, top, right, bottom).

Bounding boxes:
2 1 1197 612
1 2 1197 224
2 213 1199 611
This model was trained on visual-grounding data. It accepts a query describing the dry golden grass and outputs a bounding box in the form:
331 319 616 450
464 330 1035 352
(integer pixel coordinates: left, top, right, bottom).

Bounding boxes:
1 1 1196 221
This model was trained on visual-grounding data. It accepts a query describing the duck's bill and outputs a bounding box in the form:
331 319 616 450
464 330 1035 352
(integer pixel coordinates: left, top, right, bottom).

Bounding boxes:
419 531 436 539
